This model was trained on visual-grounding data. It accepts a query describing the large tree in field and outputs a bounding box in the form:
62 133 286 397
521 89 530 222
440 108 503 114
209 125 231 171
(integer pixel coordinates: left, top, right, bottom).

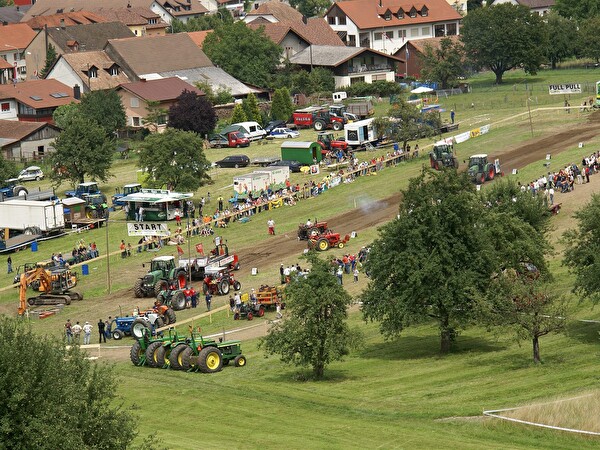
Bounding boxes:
361 170 549 353
563 194 600 303
49 114 114 184
260 253 363 379
577 17 600 63
555 0 600 20
0 317 136 448
270 87 294 121
461 4 547 84
138 129 210 191
79 89 126 137
168 90 217 138
202 22 282 88
544 13 577 69
420 37 465 89
242 93 261 123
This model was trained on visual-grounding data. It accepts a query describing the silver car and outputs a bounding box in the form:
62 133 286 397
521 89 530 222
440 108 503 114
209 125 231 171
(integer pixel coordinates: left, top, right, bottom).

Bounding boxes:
18 166 44 182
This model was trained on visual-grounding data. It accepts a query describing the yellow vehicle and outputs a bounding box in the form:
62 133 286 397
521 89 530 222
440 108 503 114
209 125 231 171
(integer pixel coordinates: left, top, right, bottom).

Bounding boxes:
18 267 83 316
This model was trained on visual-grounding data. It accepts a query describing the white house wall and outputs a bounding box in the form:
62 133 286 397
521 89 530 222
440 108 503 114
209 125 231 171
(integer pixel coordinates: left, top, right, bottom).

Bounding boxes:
46 60 86 92
0 99 18 121
334 70 395 89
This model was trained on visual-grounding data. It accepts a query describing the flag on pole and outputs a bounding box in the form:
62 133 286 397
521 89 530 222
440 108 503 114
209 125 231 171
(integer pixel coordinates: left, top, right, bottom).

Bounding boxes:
195 243 204 255
405 45 410 60
177 245 184 256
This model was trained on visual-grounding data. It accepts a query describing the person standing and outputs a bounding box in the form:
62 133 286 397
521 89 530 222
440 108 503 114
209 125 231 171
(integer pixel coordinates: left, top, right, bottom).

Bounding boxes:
336 266 343 285
450 109 455 124
7 255 12 274
353 268 359 283
120 240 126 258
105 317 112 340
267 218 275 235
280 264 285 284
276 302 283 319
175 208 181 226
98 319 106 344
138 205 144 222
229 296 235 312
234 292 242 311
83 321 93 345
218 196 224 212
205 292 212 311
72 321 82 343
65 319 73 344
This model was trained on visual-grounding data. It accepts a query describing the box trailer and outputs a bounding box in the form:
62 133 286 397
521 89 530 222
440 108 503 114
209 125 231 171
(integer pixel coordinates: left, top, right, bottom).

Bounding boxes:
252 166 290 191
233 173 270 196
0 199 64 233
345 118 378 148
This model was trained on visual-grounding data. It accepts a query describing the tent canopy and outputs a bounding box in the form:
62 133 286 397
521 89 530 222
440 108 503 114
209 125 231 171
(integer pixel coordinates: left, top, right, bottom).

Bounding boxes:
410 86 434 94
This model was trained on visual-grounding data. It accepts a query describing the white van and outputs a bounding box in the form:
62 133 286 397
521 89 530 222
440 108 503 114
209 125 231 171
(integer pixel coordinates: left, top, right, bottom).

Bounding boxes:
226 121 266 141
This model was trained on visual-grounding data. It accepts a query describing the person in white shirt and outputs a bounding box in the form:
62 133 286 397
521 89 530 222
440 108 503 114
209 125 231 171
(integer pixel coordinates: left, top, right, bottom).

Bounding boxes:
82 322 93 345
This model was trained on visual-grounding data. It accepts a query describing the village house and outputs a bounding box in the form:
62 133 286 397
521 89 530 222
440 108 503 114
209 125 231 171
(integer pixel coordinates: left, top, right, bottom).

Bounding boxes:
0 119 60 162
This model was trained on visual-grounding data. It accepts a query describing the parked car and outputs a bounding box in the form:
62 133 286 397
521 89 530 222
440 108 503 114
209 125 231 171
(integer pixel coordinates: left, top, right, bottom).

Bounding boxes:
264 120 287 134
208 132 250 148
18 166 44 182
214 155 250 169
269 160 303 173
269 127 300 139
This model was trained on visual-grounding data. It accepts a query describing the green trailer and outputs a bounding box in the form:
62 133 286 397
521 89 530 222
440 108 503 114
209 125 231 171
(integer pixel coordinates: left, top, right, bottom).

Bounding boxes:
280 141 322 165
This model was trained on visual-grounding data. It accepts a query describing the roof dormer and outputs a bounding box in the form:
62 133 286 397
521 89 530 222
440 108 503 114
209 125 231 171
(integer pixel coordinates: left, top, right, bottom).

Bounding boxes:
409 6 417 18
383 9 392 20
397 8 404 19
421 6 428 17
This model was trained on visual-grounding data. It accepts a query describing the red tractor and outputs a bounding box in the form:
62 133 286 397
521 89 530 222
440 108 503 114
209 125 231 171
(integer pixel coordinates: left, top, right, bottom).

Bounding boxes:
317 132 348 154
292 107 346 131
297 219 329 240
308 231 351 251
202 267 241 296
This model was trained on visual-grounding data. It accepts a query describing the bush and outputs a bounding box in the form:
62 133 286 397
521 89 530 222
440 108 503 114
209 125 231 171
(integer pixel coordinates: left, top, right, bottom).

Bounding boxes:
343 81 403 98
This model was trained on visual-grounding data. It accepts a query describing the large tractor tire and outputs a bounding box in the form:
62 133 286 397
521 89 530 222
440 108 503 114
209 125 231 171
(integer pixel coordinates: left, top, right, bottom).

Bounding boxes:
145 341 164 368
308 227 321 238
171 290 186 311
313 120 325 131
247 312 254 321
257 307 265 317
197 346 223 373
131 318 151 339
112 329 124 340
202 283 209 294
168 345 187 370
317 238 329 251
154 279 169 297
233 281 241 291
130 341 144 366
154 346 170 368
234 354 247 367
452 158 459 169
133 279 144 298
332 121 343 131
175 270 187 289
477 173 485 185
154 316 164 330
487 164 495 180
178 346 194 371
164 308 176 325
218 279 230 295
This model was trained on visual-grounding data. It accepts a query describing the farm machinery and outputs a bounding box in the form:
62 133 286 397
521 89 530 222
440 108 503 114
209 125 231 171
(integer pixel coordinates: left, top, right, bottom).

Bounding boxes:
202 267 241 295
109 301 177 340
297 220 329 240
130 328 246 373
308 231 351 251
467 154 502 184
178 237 239 280
429 143 458 170
18 266 83 315
234 285 285 320
134 255 188 298
317 132 348 153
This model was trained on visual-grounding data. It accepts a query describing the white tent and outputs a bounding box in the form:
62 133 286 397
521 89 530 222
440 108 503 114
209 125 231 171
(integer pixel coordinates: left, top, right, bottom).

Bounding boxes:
410 86 434 94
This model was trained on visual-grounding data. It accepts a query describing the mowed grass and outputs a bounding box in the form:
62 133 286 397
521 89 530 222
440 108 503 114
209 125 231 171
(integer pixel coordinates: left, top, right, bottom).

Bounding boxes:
5 67 600 448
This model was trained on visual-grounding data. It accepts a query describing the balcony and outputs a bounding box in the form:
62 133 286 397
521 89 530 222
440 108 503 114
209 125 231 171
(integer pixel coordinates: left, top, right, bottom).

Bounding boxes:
348 63 392 74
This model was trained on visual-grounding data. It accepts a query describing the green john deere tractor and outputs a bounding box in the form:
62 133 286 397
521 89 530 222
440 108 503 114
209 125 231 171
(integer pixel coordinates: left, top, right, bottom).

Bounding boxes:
84 193 109 219
130 329 246 373
133 255 187 298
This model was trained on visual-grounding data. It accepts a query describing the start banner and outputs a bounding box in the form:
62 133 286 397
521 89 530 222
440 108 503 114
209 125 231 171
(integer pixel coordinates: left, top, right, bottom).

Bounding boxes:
548 83 581 95
127 222 170 236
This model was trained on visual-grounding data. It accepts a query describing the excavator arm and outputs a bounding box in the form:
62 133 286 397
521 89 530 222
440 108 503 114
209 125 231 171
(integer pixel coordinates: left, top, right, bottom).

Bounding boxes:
18 268 52 316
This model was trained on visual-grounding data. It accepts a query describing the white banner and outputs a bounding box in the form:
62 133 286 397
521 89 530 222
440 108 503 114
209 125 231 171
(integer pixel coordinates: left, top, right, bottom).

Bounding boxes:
454 131 471 144
549 83 581 95
480 124 490 135
127 222 170 236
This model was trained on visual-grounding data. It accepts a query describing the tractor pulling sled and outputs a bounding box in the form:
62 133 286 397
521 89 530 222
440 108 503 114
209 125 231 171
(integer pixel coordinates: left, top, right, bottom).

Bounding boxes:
467 154 503 185
297 220 329 240
130 328 246 373
109 301 178 340
234 285 285 320
308 231 351 251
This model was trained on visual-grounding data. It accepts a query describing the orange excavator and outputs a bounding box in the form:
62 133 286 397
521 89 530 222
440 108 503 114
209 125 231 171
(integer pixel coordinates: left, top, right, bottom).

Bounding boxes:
18 267 83 316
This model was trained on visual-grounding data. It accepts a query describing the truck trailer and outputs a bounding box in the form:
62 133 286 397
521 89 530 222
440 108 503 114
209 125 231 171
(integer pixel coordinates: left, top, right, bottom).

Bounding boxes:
0 200 65 251
344 118 379 149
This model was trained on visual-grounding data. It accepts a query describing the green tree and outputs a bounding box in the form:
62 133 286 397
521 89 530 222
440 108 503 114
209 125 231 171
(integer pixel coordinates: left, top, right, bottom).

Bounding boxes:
230 103 247 124
168 90 217 138
194 81 234 106
0 156 17 181
169 8 233 32
578 17 600 63
420 37 465 89
242 93 261 123
49 115 114 184
289 0 331 17
202 22 282 88
138 129 210 191
143 100 168 133
544 13 577 69
271 87 294 121
260 253 362 379
361 169 549 353
563 194 600 303
461 4 548 84
39 44 57 78
52 102 80 129
555 0 600 20
0 317 136 449
79 89 126 137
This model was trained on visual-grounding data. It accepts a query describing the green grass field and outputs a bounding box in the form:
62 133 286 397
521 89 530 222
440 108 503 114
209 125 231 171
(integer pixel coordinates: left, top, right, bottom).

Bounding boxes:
4 67 600 448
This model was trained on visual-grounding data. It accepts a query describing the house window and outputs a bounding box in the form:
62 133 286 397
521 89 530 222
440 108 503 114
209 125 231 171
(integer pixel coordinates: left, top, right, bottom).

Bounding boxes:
350 76 365 84
132 117 141 127
157 115 167 125
348 35 357 46
397 10 404 19
435 24 445 37
148 18 157 24
374 32 382 41
421 27 430 36
37 146 44 157
1 102 9 112
328 16 336 25
384 11 391 20
398 29 407 38
373 74 387 81
88 67 98 78
339 16 346 25
386 30 395 39
130 98 139 108
409 8 417 18
421 7 428 17
446 23 457 35
410 28 419 37
109 66 119 76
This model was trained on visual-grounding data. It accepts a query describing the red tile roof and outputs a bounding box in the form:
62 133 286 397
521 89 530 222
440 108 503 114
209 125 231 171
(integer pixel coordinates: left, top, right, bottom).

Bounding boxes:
327 0 461 30
0 23 36 50
406 34 460 53
0 119 58 141
117 76 204 102
249 17 344 46
187 30 212 47
246 1 303 22
26 11 108 29
0 79 78 109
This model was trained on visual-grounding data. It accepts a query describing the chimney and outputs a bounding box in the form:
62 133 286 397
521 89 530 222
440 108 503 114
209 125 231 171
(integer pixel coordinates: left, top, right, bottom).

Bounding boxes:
302 15 307 25
2 21 7 26
379 0 382 7
73 84 81 100
60 18 65 29
254 3 259 9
